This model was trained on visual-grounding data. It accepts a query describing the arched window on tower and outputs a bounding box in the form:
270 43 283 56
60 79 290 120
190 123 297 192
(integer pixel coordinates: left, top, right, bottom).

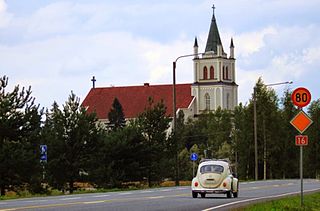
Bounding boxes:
226 66 229 80
205 93 210 110
203 66 208 80
223 66 225 79
226 93 230 109
210 66 214 79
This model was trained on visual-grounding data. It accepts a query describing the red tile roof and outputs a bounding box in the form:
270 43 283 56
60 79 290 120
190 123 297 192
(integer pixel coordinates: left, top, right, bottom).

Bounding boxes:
81 83 193 119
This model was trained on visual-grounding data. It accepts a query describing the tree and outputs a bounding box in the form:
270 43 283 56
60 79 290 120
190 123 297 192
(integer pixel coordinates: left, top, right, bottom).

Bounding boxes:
94 124 145 188
233 103 254 179
108 98 126 130
43 92 101 193
134 97 170 187
305 100 320 178
278 89 299 178
0 76 43 196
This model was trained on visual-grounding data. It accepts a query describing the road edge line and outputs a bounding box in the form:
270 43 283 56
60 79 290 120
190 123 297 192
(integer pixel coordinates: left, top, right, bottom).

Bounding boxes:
202 188 320 211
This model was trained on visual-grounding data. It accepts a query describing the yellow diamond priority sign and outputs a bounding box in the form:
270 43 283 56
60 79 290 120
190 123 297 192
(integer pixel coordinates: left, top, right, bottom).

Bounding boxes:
290 111 313 134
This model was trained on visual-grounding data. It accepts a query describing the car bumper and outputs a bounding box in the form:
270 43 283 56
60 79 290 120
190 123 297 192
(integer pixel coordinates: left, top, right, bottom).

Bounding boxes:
192 188 229 194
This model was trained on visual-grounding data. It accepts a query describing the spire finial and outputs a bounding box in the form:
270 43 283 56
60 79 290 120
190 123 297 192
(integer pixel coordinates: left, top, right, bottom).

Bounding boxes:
194 36 198 47
212 4 215 16
230 37 234 48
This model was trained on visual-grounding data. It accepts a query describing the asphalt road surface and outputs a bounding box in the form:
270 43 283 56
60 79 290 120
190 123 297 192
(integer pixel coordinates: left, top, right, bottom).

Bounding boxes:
1 179 320 211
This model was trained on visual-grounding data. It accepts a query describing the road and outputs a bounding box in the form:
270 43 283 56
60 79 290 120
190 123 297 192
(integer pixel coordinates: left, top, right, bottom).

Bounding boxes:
0 179 320 211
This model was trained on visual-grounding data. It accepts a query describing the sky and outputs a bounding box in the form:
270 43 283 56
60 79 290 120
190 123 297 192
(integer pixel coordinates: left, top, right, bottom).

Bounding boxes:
1 0 320 110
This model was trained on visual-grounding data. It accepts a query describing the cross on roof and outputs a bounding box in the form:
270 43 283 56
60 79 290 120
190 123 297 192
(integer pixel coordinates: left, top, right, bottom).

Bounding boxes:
91 76 96 88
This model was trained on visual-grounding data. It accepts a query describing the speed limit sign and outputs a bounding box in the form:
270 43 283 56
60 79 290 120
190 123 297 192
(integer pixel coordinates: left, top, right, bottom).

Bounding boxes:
291 87 311 108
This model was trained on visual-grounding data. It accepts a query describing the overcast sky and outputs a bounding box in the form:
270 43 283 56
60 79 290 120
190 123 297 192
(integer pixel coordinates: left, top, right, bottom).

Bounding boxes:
1 0 319 110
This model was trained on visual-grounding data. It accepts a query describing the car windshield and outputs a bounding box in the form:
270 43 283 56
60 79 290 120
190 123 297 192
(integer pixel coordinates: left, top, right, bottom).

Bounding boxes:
200 165 224 174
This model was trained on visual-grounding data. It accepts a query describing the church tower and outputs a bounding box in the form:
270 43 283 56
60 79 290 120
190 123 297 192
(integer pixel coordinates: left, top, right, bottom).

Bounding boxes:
192 5 238 114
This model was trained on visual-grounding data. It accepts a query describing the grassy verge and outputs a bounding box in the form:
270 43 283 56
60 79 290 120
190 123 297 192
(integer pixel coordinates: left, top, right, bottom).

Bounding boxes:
0 180 191 200
234 192 320 211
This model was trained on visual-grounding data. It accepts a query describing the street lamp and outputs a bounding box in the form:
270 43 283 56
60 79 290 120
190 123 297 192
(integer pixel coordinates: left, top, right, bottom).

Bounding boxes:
253 80 293 181
173 52 202 186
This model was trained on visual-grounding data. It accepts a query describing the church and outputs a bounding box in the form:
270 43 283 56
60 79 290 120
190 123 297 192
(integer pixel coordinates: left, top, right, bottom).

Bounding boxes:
82 5 238 123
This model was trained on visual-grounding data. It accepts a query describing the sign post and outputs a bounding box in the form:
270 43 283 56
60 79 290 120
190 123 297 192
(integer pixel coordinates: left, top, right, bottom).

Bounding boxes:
190 153 198 178
40 145 47 180
291 87 312 207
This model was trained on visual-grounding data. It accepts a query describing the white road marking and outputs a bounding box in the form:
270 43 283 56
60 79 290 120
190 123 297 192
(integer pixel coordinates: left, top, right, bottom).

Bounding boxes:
83 200 105 204
118 192 132 195
60 197 82 201
160 189 172 192
202 188 320 211
139 190 154 193
147 196 164 199
23 200 43 203
177 187 188 190
91 194 110 198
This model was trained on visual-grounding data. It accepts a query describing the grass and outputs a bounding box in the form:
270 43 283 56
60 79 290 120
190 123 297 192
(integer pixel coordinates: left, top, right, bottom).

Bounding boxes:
0 180 191 201
234 192 320 211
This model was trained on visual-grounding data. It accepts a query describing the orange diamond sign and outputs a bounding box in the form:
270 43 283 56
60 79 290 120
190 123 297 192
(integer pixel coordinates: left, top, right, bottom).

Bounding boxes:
290 111 313 134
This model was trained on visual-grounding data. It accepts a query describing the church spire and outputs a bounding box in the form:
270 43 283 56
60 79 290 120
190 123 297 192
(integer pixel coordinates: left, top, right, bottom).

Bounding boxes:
205 4 224 54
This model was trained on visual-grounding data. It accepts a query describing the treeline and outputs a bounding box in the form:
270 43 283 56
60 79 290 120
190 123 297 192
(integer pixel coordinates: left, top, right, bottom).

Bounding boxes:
0 76 319 196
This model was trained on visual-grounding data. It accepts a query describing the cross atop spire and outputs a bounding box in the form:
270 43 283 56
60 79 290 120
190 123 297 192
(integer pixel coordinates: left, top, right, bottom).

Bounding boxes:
212 4 215 17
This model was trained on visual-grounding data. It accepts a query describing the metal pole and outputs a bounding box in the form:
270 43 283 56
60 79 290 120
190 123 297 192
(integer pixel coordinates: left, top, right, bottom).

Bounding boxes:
193 161 195 178
263 118 267 180
173 61 177 134
253 87 258 180
253 80 292 181
42 164 45 181
173 61 179 186
172 53 202 186
300 145 303 206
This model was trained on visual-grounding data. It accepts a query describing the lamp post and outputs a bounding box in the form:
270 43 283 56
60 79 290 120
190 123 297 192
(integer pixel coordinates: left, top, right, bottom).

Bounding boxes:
253 80 292 180
173 52 202 186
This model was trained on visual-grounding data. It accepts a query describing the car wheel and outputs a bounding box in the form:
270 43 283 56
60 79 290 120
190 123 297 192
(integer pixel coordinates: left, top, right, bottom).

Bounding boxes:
192 191 198 198
233 191 238 198
200 193 206 198
226 191 232 198
233 183 239 198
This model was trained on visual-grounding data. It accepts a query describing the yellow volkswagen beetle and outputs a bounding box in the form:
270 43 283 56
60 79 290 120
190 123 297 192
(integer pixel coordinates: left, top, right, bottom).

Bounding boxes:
191 159 238 198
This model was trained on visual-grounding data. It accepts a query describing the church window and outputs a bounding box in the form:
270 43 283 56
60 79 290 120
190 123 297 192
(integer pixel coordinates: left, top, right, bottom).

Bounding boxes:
226 66 229 79
226 93 230 109
223 66 225 79
205 93 210 110
203 66 208 80
210 66 214 79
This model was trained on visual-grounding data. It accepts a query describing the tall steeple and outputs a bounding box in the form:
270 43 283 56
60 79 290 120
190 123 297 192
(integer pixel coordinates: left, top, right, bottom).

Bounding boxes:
205 4 224 54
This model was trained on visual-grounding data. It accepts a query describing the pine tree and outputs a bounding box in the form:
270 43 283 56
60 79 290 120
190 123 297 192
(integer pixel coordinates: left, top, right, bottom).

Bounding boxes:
135 97 170 187
43 92 100 193
108 98 126 130
0 76 43 196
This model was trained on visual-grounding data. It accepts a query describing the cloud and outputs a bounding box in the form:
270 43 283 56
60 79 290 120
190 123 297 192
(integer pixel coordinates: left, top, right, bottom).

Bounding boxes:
231 24 320 103
1 29 194 109
0 0 12 28
2 0 320 109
